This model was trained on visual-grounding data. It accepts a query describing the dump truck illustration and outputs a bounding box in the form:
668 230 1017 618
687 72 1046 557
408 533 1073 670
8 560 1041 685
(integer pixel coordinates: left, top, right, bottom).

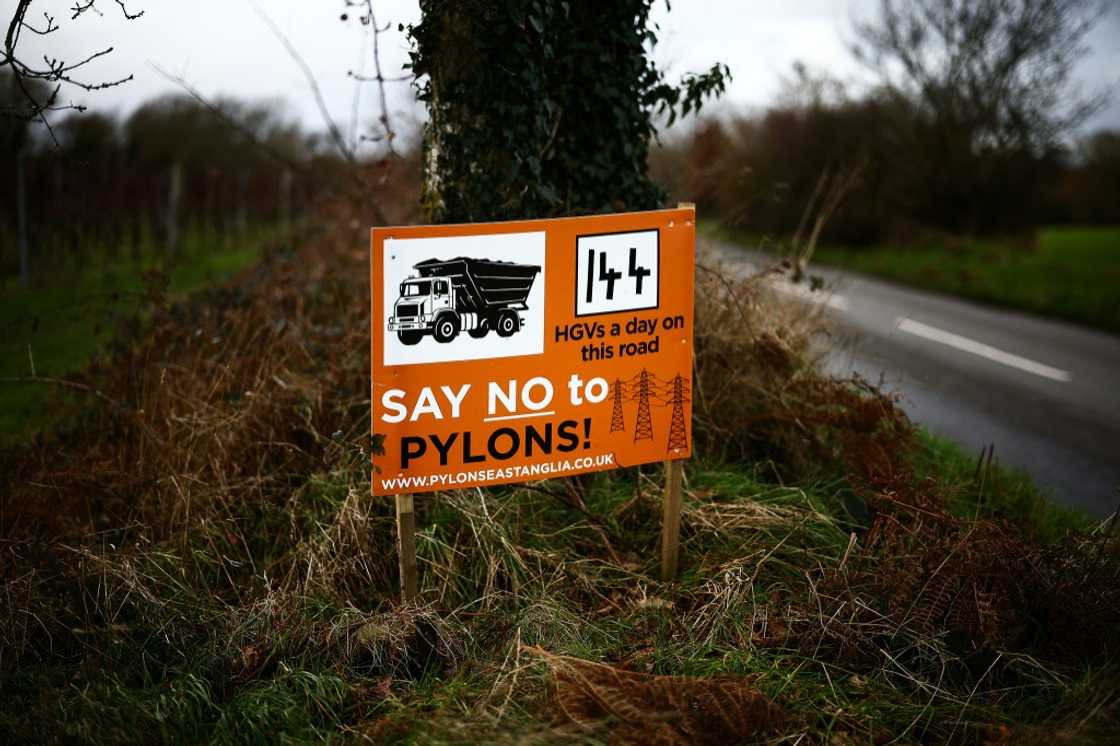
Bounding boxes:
388 256 542 345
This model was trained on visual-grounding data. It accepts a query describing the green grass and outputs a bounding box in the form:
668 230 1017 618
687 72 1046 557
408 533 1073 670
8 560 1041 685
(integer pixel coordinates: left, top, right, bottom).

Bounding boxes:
915 430 1091 542
811 226 1120 334
0 226 273 442
4 457 1107 744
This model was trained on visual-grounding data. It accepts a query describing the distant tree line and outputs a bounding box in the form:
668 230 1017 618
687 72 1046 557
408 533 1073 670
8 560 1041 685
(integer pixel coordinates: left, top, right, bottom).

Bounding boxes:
652 79 1119 247
0 73 372 285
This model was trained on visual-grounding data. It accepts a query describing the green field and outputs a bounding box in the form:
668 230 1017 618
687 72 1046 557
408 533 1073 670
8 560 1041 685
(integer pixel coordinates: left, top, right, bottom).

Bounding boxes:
0 227 274 441
812 226 1120 333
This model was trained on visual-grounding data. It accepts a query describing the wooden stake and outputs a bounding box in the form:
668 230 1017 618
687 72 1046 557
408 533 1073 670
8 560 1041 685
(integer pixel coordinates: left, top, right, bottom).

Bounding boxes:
659 201 694 582
660 459 684 581
395 493 418 602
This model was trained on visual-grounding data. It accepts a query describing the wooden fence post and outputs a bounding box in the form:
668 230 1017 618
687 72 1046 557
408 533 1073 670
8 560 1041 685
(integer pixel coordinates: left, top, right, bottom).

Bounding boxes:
167 162 183 256
17 149 30 288
279 168 294 250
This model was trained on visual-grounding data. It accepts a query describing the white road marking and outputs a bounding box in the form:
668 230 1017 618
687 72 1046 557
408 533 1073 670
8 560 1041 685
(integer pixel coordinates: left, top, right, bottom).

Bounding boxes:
896 318 1072 382
769 278 850 311
483 411 557 422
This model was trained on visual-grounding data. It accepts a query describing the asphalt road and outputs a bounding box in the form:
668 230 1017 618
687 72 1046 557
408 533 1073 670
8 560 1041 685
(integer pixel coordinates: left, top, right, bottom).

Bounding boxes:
707 241 1120 518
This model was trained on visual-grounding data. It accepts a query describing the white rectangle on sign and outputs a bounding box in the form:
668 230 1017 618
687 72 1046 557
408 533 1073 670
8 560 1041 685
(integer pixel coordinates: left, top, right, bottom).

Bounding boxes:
575 229 659 316
382 231 546 366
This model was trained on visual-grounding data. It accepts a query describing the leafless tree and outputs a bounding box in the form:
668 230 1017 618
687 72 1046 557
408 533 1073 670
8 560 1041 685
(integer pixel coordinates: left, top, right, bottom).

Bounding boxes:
2 0 144 145
247 0 412 166
853 0 1108 151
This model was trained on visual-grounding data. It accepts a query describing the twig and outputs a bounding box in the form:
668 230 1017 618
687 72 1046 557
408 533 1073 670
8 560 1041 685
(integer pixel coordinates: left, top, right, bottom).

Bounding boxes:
696 260 757 338
3 0 144 145
114 1 143 20
0 375 125 409
362 0 400 154
249 0 354 165
1088 488 1120 580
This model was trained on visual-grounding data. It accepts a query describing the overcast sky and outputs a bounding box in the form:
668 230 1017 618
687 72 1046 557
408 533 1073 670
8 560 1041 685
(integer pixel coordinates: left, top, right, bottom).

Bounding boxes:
19 0 1120 149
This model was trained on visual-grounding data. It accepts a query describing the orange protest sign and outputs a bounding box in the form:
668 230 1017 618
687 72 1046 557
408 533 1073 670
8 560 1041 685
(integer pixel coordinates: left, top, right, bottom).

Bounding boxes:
370 207 694 497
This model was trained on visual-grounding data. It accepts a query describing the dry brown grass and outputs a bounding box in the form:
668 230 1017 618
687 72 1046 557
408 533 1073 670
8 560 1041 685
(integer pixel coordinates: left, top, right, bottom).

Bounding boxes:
0 198 399 674
2 215 1117 743
693 241 913 485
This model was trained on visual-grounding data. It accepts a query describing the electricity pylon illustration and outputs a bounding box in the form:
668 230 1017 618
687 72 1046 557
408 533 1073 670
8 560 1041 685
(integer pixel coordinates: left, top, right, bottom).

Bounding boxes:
633 369 654 442
666 374 688 453
610 378 625 433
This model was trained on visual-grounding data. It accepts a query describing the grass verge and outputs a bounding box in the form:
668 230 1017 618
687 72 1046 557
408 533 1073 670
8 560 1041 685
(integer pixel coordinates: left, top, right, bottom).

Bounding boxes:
915 430 1091 542
0 224 277 441
2 226 1116 744
3 459 1114 743
811 226 1120 334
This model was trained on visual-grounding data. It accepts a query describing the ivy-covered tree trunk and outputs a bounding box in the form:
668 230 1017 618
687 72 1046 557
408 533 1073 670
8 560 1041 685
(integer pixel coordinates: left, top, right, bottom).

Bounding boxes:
408 0 727 224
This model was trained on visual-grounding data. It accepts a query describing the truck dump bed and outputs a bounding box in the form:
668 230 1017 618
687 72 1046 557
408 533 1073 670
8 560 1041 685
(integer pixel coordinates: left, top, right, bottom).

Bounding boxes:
413 257 540 311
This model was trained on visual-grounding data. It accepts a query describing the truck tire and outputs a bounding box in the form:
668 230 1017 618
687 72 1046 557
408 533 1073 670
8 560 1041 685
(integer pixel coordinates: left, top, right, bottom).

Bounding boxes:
433 313 460 343
397 330 423 346
468 323 489 339
496 310 519 337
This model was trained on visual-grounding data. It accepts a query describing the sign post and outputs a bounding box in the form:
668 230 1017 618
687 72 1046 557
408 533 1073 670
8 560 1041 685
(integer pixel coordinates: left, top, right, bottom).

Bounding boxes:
661 457 685 580
372 207 695 599
394 493 418 601
660 202 693 582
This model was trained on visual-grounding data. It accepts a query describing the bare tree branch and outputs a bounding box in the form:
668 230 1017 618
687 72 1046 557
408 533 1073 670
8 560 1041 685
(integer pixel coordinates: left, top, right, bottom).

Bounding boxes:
69 1 96 21
362 0 396 154
2 0 145 145
249 0 356 165
115 1 143 20
340 0 414 156
21 11 57 35
853 0 1108 150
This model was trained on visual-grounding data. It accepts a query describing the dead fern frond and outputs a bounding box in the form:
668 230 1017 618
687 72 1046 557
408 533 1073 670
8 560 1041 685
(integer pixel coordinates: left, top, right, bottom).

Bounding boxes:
528 646 784 745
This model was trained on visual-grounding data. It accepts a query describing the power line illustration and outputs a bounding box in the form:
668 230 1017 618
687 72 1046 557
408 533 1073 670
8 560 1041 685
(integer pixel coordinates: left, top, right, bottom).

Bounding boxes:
611 369 691 448
666 374 688 453
610 378 626 433
632 369 654 442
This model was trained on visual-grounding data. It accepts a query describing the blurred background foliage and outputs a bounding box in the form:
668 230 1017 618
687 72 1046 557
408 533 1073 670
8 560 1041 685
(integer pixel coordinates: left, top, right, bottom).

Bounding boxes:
650 61 1120 247
0 74 350 285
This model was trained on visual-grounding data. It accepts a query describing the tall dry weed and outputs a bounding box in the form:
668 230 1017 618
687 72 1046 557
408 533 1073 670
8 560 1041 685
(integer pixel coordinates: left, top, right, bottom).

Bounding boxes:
692 244 912 483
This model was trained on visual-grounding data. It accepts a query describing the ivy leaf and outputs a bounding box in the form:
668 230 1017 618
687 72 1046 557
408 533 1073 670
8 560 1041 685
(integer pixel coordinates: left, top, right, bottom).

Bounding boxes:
536 183 561 204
